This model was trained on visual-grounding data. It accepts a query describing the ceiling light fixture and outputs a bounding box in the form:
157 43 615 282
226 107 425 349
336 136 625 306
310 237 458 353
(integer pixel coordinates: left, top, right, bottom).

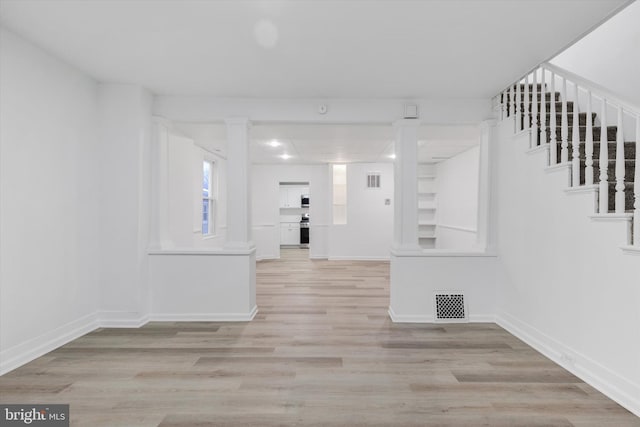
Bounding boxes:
279 153 291 160
268 140 281 147
388 154 397 159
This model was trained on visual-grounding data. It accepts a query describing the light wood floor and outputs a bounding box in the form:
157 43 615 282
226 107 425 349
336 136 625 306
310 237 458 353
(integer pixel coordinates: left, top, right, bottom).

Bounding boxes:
1 248 638 426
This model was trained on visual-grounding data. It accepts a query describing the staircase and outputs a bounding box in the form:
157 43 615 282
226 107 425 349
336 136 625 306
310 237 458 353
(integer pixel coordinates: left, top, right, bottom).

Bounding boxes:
496 63 639 247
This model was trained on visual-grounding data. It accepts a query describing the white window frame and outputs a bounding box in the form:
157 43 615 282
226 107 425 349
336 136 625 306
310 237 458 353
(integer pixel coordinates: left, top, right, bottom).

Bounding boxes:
202 159 217 236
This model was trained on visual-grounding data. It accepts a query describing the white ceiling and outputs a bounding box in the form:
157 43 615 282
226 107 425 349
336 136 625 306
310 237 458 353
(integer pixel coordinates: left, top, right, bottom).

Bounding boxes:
0 0 629 98
172 122 479 164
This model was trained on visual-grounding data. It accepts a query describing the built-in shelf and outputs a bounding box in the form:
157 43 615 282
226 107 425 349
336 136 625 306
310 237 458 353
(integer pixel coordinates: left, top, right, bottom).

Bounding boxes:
418 163 437 249
418 203 437 210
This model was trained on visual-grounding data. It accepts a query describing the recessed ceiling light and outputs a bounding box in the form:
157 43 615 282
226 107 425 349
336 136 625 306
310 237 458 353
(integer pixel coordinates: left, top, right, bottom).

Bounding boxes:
279 153 291 160
268 140 281 147
388 154 397 159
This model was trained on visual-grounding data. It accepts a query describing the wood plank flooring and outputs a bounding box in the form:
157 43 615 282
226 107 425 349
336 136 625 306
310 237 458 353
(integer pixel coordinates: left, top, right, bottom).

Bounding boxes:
1 248 638 426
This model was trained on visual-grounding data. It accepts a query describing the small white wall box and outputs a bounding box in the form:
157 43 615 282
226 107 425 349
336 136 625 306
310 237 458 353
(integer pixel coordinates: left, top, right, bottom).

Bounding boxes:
404 104 418 119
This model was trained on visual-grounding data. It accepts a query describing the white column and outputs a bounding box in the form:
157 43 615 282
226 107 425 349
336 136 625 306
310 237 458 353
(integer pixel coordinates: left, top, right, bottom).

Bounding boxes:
150 116 173 249
393 119 421 251
225 117 254 249
475 120 497 251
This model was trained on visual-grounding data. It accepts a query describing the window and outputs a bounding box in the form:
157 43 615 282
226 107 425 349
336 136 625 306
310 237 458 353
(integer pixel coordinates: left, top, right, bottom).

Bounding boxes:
202 160 215 235
332 164 347 225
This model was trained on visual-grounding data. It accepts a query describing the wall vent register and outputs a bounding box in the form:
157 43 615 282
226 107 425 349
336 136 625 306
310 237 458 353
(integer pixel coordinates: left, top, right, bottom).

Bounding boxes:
366 172 381 188
434 292 468 322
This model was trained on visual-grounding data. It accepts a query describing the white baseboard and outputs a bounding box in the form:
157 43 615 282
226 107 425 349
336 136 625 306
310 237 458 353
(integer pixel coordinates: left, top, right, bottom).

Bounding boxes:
0 306 260 375
0 312 99 376
388 306 495 324
149 305 258 322
468 314 496 323
98 311 149 328
328 255 390 261
497 311 640 417
256 254 278 261
388 306 433 323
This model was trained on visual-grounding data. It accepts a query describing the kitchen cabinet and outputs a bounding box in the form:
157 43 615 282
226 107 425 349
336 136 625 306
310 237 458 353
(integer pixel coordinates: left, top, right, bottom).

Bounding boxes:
279 186 309 208
280 222 301 245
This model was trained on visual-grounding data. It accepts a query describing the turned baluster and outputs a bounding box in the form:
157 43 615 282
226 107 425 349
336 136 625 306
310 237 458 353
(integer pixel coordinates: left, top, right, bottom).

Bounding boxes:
502 90 508 120
561 77 569 163
531 70 538 147
516 81 522 131
599 98 609 214
634 115 640 246
540 69 546 145
549 72 557 164
585 90 594 185
571 83 581 186
615 106 626 213
510 85 516 129
524 74 530 132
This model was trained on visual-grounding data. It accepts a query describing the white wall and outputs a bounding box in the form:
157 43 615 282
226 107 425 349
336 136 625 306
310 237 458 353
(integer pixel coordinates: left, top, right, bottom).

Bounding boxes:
389 253 498 322
97 84 152 322
251 164 329 259
328 163 394 260
154 96 492 124
494 120 640 416
435 146 480 249
148 249 256 320
165 132 227 248
0 27 101 372
550 1 640 105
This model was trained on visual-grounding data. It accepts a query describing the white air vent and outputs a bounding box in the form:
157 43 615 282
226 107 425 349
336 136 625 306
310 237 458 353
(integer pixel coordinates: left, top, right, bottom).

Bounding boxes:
404 104 418 119
434 292 468 323
366 172 381 188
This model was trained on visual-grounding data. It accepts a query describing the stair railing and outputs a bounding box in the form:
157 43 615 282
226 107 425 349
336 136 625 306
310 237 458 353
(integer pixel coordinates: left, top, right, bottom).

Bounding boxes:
495 63 640 247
